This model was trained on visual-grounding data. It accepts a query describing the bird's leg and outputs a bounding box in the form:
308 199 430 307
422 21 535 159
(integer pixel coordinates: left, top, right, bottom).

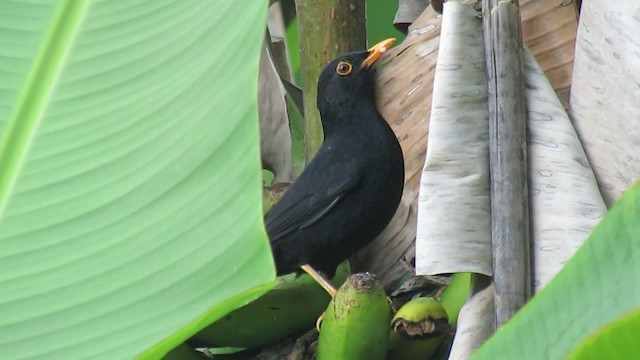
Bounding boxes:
300 264 337 298
300 264 336 332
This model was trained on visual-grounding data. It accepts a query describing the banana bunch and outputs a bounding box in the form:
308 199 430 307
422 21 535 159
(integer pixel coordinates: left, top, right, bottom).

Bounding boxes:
316 272 469 359
194 263 469 358
193 262 349 348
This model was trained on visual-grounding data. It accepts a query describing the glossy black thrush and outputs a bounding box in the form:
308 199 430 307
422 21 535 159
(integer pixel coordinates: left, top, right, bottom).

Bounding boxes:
265 39 404 295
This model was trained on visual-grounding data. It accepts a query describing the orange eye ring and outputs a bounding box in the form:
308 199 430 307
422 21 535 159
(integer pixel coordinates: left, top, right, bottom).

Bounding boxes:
336 61 353 76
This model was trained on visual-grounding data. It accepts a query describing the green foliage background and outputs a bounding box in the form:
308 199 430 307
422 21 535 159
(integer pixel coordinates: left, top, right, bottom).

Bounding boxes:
0 2 274 359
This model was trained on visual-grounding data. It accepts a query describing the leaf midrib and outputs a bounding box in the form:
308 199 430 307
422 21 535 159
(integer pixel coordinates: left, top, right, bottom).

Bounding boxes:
0 0 89 217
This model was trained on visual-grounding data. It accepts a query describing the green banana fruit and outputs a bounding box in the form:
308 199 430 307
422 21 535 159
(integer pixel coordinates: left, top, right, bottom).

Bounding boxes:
388 297 451 360
316 272 391 360
193 261 349 348
438 272 470 327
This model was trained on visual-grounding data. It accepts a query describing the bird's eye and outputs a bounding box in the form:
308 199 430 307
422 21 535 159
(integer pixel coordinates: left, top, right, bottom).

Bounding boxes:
336 61 353 76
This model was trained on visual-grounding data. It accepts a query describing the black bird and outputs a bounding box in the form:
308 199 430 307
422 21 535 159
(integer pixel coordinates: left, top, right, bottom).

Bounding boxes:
265 39 404 295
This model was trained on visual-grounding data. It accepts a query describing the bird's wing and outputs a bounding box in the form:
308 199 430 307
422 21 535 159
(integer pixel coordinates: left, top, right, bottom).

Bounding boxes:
265 162 364 243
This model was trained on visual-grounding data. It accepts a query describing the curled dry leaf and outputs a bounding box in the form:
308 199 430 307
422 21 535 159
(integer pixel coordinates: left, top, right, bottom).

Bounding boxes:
520 0 578 107
569 1 640 207
415 1 491 277
393 0 430 33
258 43 295 183
524 48 606 291
415 0 598 309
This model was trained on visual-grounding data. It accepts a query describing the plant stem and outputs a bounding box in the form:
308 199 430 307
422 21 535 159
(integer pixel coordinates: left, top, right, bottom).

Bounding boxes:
483 0 531 329
294 0 366 162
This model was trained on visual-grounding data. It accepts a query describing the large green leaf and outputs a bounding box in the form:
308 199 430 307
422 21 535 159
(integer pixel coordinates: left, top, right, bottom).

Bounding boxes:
0 1 275 359
472 182 640 359
566 307 640 360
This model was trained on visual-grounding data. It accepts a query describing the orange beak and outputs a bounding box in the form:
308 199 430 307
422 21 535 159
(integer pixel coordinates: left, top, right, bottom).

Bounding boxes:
361 38 396 69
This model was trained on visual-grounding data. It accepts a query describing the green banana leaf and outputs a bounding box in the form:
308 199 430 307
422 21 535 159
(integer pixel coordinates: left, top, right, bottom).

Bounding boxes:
0 1 275 359
472 182 640 359
566 307 640 360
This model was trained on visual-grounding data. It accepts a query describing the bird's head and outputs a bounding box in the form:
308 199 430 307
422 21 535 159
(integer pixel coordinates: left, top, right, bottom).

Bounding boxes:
317 38 396 113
